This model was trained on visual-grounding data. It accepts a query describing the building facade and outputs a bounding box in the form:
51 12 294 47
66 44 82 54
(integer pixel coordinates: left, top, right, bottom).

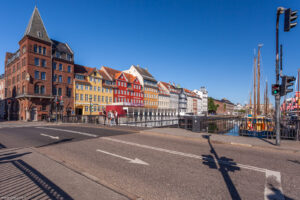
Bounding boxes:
213 98 235 115
4 7 74 121
74 65 107 115
194 87 208 115
158 82 170 109
124 65 158 109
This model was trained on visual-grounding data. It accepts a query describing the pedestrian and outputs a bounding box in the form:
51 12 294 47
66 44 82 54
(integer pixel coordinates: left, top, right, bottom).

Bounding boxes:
108 111 112 126
111 111 115 125
103 109 107 125
115 110 118 125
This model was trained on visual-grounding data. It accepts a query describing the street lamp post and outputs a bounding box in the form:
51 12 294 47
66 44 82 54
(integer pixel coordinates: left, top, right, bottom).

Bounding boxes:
89 96 92 122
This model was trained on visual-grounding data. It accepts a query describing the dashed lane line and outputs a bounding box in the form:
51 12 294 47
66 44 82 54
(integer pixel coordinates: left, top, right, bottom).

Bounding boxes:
35 127 284 199
35 127 98 138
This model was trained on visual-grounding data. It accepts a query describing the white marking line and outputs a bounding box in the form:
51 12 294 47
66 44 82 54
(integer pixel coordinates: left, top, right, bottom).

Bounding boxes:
40 133 59 140
102 137 284 199
36 127 97 137
96 149 149 165
264 170 284 200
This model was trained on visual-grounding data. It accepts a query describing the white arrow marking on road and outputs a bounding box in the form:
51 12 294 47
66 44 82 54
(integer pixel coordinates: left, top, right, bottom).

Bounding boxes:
96 149 149 166
40 133 59 140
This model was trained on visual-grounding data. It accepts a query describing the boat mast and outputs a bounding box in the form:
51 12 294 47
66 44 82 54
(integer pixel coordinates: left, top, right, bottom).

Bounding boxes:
257 45 262 116
249 91 252 115
253 56 257 118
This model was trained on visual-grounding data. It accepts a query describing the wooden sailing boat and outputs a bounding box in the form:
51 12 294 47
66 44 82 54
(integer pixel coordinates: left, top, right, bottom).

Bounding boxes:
240 45 273 137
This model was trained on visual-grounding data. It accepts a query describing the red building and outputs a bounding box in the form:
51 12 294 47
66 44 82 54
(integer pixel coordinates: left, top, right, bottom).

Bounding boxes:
4 7 74 121
100 66 144 106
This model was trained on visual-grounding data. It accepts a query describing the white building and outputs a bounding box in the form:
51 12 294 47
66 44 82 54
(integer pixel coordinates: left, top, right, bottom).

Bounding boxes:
158 82 179 114
158 83 170 109
194 87 208 115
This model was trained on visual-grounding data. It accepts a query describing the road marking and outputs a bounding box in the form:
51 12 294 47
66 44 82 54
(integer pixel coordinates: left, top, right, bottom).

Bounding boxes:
96 149 149 165
40 133 59 140
264 170 284 200
36 127 97 137
102 137 284 199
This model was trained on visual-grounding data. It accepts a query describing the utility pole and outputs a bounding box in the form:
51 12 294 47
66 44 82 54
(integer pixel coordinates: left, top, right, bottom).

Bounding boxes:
275 7 285 145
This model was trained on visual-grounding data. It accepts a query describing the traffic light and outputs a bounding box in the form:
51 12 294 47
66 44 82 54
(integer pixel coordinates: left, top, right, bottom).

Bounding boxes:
280 75 296 96
284 8 298 32
272 84 281 95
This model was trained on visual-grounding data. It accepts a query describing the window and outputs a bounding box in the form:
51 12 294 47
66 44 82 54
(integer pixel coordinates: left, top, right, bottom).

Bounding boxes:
85 106 88 112
76 94 79 100
89 95 92 101
94 86 96 91
94 95 96 102
81 85 83 90
68 77 71 84
34 58 39 66
34 45 37 53
58 88 62 96
102 96 104 102
115 97 117 102
43 47 46 55
80 94 83 101
56 52 60 58
110 89 112 93
59 75 62 82
38 46 42 54
67 54 72 61
98 96 100 102
85 94 88 101
76 83 79 89
98 87 100 92
59 64 62 71
67 65 71 73
109 97 112 103
52 62 57 70
41 72 46 80
40 85 45 94
85 85 88 90
90 77 93 82
53 74 57 82
106 96 108 103
41 59 46 67
34 85 39 94
53 87 57 95
34 71 39 79
66 87 71 97
90 86 92 91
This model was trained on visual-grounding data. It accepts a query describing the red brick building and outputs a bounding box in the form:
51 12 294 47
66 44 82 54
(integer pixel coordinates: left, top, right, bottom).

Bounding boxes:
100 66 144 106
4 7 74 121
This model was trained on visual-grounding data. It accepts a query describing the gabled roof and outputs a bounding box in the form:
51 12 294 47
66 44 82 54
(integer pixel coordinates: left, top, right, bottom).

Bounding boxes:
115 72 128 82
131 65 157 82
98 70 111 81
24 6 51 43
52 40 73 55
124 73 138 84
101 66 120 80
74 64 97 76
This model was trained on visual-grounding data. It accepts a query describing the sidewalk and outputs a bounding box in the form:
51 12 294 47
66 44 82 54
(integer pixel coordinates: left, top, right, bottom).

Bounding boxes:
0 148 131 200
140 128 300 153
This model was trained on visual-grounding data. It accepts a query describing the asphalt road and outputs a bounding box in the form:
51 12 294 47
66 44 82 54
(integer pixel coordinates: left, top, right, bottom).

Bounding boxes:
1 123 300 200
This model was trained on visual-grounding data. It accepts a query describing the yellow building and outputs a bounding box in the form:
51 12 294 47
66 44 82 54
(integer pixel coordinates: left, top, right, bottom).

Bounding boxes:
124 65 158 109
73 65 113 115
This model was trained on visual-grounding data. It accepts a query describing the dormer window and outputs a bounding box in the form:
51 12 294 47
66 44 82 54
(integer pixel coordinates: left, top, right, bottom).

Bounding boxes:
37 31 43 38
56 52 61 58
67 54 72 61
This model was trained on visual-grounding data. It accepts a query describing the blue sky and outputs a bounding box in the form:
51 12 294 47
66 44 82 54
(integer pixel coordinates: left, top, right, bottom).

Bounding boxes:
1 0 300 105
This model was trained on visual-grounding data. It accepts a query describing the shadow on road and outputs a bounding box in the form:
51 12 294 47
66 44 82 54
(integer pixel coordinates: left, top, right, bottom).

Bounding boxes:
37 138 74 148
258 138 276 146
202 134 241 200
0 143 6 149
287 159 300 165
0 153 73 200
267 184 294 200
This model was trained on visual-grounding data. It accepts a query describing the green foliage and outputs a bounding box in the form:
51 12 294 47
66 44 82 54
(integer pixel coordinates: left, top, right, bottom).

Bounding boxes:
208 97 219 114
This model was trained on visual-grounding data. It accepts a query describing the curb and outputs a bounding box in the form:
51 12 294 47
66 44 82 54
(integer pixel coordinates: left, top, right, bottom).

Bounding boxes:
138 130 299 153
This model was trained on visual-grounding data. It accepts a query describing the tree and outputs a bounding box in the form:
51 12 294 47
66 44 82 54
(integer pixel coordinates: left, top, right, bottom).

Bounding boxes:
208 97 219 114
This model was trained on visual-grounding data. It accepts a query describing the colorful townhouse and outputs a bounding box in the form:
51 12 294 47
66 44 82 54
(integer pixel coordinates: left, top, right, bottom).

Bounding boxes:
124 65 158 109
4 7 74 121
74 65 109 115
100 66 143 106
158 82 170 109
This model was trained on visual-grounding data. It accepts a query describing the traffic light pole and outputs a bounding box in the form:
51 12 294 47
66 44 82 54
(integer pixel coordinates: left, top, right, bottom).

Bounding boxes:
275 8 284 146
